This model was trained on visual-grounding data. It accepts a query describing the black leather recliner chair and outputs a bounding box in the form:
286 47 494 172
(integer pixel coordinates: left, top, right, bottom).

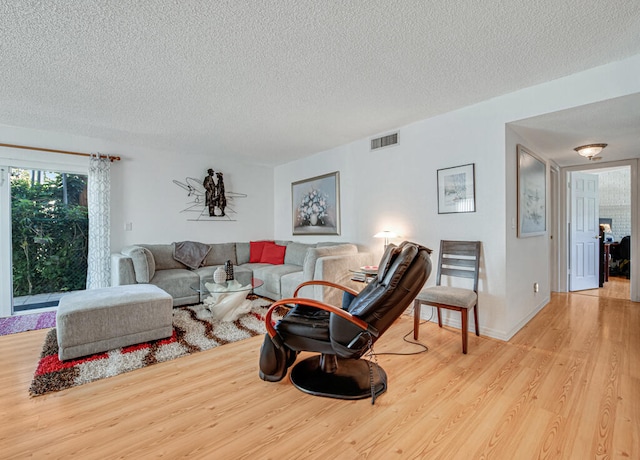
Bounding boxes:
258 241 432 402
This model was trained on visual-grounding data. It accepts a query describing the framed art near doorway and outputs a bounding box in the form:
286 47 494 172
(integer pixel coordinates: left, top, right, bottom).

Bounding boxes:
517 145 546 237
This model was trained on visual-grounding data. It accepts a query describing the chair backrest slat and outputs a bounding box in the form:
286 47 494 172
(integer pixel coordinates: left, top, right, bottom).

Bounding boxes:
441 257 476 269
440 267 476 279
436 240 481 292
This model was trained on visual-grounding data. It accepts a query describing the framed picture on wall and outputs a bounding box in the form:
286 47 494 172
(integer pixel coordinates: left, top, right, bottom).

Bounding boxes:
437 163 476 214
292 171 340 235
517 144 546 237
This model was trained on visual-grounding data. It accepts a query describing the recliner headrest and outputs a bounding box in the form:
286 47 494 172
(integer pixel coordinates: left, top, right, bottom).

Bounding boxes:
376 243 402 280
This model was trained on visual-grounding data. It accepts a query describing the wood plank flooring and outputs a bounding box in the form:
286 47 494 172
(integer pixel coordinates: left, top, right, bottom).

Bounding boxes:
1 287 638 459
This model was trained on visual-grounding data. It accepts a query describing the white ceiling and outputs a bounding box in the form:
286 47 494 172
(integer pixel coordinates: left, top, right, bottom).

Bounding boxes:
1 1 639 166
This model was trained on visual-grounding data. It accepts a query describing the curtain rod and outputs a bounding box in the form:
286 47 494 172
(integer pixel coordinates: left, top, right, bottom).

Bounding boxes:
0 142 121 162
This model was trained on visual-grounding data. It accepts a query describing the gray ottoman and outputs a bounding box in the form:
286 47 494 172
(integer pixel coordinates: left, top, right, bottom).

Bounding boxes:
56 284 173 361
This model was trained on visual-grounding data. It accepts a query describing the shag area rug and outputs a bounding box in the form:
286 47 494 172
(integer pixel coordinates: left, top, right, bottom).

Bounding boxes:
30 298 278 396
0 311 56 336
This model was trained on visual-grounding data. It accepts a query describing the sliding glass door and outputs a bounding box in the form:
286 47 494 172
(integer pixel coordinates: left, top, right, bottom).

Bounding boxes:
2 166 88 314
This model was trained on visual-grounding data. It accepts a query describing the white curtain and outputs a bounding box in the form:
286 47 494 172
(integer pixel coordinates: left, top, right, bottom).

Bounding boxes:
86 154 111 289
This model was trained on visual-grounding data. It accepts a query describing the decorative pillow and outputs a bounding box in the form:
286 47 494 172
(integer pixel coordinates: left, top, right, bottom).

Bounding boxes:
122 245 156 283
261 244 286 264
250 240 275 263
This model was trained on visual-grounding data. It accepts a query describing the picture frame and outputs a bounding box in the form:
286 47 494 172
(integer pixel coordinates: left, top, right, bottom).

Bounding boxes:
437 163 476 214
292 171 340 235
517 144 546 237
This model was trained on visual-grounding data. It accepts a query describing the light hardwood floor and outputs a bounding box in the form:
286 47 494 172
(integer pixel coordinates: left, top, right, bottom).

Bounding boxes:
1 283 638 459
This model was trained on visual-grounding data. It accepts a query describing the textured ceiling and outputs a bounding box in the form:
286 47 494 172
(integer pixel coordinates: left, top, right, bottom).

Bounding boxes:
1 1 639 165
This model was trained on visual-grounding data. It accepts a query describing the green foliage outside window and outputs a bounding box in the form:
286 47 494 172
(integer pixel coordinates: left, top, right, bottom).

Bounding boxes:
11 170 89 297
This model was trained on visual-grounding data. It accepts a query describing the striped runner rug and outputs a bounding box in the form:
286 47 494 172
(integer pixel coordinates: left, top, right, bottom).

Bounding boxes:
0 311 56 336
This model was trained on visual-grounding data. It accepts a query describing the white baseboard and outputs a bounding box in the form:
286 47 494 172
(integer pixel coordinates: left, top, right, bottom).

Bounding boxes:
410 295 550 343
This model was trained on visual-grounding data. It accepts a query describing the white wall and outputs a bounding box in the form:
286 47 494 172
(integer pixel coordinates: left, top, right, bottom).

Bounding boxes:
110 148 273 250
274 53 640 340
0 124 275 253
275 101 510 338
504 128 550 337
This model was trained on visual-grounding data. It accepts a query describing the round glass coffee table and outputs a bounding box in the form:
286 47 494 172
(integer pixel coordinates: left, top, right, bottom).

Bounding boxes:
191 272 264 321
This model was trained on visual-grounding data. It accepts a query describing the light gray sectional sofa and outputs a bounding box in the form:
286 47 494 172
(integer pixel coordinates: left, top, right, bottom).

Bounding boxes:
111 241 373 307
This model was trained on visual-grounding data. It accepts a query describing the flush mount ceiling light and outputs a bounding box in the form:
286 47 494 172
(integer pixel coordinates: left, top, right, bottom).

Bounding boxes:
574 143 607 159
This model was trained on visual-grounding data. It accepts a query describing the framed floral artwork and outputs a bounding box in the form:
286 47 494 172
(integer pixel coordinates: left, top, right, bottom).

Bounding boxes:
292 171 340 235
437 163 476 214
517 144 546 237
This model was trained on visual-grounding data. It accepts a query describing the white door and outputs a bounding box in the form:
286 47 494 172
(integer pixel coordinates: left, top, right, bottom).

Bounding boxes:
570 172 599 291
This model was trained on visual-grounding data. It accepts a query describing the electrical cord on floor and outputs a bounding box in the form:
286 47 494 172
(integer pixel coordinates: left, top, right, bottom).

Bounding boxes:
370 305 435 356
362 306 436 403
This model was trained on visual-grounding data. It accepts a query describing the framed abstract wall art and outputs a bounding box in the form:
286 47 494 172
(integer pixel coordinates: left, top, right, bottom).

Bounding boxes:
292 171 340 235
437 163 476 214
517 144 546 237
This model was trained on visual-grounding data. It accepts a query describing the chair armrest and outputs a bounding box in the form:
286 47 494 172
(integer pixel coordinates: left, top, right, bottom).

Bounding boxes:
111 253 136 286
264 297 378 340
293 280 359 298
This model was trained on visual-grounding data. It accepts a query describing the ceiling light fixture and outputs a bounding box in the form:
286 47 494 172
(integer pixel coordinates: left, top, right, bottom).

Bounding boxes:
574 143 607 159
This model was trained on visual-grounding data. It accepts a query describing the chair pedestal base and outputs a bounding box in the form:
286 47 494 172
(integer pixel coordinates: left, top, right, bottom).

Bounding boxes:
290 355 387 400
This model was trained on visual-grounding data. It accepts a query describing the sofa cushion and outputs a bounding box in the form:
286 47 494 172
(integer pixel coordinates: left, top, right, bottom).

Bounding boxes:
150 268 199 301
121 246 156 283
283 242 315 266
302 244 358 280
252 264 302 297
203 242 237 266
236 242 250 265
281 271 306 299
140 244 187 270
250 240 275 263
261 244 286 264
316 241 345 247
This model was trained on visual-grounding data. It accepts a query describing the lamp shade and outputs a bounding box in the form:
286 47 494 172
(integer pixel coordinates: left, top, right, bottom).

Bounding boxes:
374 230 399 248
373 231 398 240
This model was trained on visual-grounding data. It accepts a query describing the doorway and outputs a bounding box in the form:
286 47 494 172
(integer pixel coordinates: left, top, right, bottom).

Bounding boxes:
6 167 88 313
565 163 632 299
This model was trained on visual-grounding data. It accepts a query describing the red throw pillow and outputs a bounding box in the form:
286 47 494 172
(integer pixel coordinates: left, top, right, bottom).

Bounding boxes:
261 244 286 265
249 240 274 263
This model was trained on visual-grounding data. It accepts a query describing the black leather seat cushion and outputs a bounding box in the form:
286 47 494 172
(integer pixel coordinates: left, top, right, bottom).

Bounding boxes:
275 305 333 353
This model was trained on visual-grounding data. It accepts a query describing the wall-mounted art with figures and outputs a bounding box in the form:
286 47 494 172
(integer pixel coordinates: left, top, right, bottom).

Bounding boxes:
173 168 247 221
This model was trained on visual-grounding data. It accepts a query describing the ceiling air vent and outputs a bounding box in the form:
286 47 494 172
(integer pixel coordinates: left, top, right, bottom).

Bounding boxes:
370 132 399 151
